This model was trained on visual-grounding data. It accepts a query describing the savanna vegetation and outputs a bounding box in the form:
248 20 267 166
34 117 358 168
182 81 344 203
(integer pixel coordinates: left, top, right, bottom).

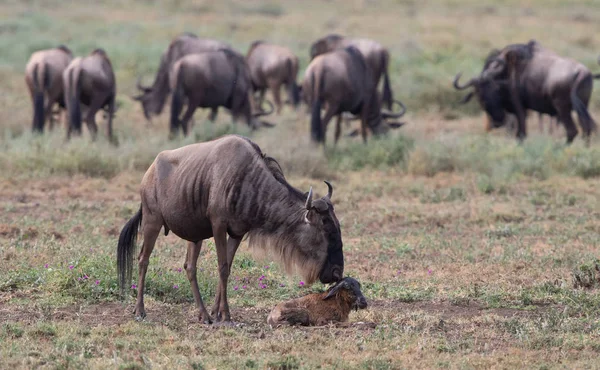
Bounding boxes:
1 0 600 369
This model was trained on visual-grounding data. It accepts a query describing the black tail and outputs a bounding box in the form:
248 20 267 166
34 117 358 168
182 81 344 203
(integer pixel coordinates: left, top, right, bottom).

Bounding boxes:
381 51 393 110
68 68 82 135
31 64 45 133
285 59 301 108
310 71 324 142
117 206 142 298
169 66 184 137
571 72 597 137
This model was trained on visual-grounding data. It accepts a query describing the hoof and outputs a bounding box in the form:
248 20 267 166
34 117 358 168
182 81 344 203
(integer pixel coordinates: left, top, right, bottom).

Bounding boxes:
133 307 146 320
199 315 213 325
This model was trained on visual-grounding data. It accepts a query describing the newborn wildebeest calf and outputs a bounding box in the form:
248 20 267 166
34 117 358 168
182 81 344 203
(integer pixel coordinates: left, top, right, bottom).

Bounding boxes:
267 277 367 327
117 135 344 324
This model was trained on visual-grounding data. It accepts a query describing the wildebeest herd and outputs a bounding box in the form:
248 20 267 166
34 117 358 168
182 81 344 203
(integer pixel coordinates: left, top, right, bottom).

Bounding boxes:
24 33 600 325
26 32 600 147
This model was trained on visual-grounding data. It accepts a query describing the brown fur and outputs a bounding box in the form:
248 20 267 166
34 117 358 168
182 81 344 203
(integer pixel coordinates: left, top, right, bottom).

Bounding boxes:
309 34 394 109
168 49 274 137
117 135 344 323
134 33 230 120
24 46 73 132
63 49 116 143
246 41 300 114
267 277 367 327
303 46 405 145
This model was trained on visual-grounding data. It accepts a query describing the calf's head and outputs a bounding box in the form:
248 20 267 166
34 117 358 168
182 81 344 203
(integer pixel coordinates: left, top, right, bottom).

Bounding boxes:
324 277 368 310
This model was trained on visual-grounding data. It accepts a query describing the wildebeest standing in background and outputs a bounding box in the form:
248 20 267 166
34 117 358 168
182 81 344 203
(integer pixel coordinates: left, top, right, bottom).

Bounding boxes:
25 45 73 133
63 48 116 143
133 33 230 122
454 40 597 144
117 135 344 323
169 49 275 137
310 34 394 110
303 46 406 145
246 41 301 114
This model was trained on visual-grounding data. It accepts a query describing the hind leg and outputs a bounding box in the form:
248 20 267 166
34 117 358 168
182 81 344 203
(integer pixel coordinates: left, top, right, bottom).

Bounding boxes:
179 103 199 137
557 107 578 145
211 222 234 322
134 218 162 319
85 96 106 141
211 236 242 317
334 115 342 146
318 104 340 146
268 80 282 114
185 241 212 324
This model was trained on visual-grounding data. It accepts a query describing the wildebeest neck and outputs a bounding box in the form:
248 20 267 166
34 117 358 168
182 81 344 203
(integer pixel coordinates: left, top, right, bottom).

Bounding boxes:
245 153 331 284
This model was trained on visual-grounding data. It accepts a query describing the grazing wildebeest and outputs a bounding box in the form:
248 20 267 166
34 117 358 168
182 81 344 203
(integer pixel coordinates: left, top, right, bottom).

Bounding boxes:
246 41 301 114
169 49 275 137
133 33 230 122
25 45 73 133
309 34 394 110
303 46 406 145
454 40 597 144
117 135 344 323
63 48 116 142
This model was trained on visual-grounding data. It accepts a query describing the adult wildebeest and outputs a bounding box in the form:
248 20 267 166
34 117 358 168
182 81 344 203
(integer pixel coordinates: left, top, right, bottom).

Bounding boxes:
25 45 73 133
133 33 230 122
169 49 275 137
454 40 597 144
303 46 406 145
63 48 116 143
246 41 301 114
117 135 344 323
310 34 394 110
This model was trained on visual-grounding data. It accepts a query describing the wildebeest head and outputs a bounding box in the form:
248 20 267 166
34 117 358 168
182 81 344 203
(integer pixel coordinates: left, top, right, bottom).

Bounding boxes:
310 34 345 60
324 277 368 310
305 181 344 284
133 54 170 121
453 45 526 129
453 72 509 128
355 91 406 137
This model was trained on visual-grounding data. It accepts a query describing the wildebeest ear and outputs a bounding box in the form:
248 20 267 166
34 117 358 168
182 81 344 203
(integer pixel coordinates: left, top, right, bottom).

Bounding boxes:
388 122 405 129
459 92 474 104
324 280 349 300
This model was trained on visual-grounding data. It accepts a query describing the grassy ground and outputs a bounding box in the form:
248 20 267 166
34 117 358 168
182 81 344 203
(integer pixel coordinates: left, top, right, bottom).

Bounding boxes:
1 1 600 369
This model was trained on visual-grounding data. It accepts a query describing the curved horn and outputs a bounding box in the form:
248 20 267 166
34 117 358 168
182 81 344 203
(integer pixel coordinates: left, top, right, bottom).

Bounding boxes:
253 99 274 117
453 73 476 90
381 99 407 119
305 187 313 210
324 180 333 200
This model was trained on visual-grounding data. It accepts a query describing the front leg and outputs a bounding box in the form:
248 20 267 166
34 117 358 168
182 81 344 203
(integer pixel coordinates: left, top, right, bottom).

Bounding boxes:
212 236 242 318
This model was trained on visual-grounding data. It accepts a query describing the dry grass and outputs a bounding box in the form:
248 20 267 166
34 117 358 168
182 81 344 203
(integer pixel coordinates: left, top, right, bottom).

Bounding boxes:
1 0 600 369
